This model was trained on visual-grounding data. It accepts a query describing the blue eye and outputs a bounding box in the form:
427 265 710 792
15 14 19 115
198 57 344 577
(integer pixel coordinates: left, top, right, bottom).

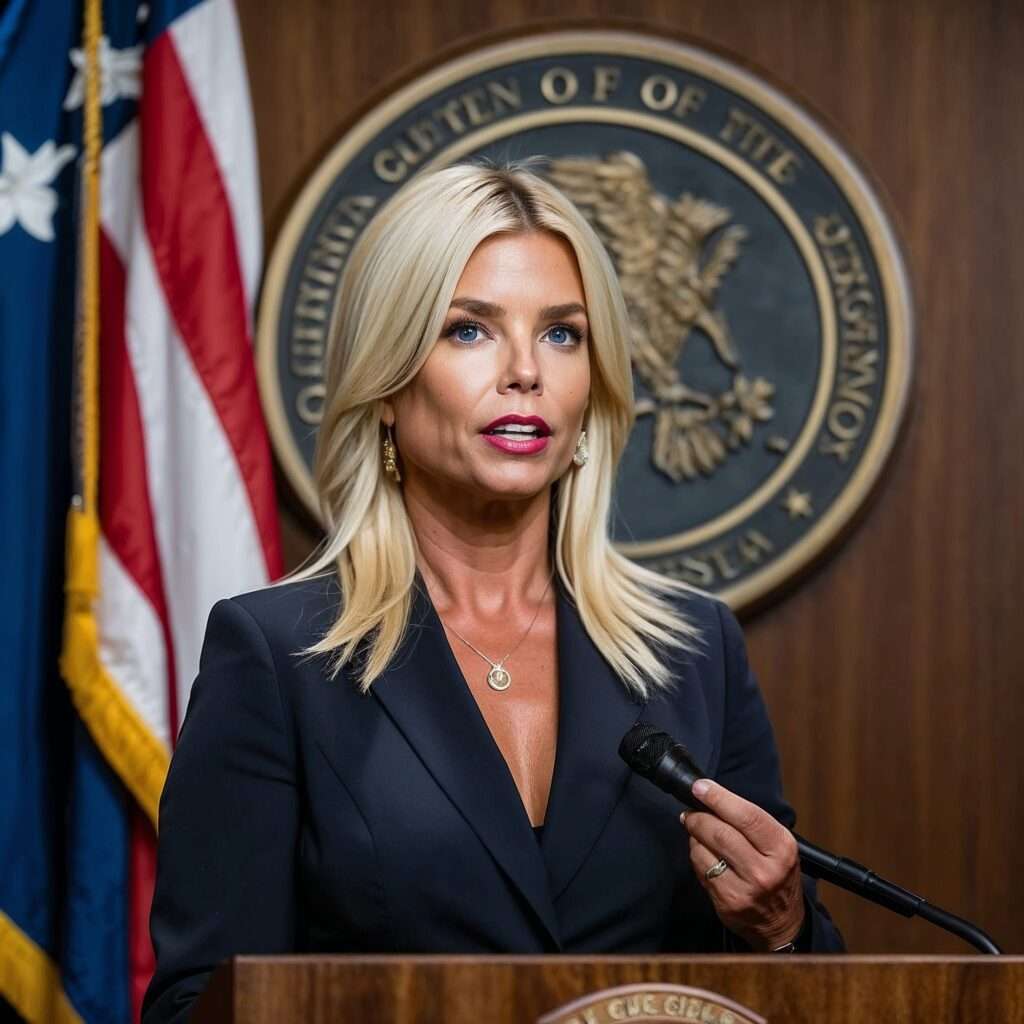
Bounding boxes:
445 319 486 344
545 324 582 346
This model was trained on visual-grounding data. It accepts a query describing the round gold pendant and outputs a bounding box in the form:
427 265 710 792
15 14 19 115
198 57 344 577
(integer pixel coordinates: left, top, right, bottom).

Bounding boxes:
487 665 511 692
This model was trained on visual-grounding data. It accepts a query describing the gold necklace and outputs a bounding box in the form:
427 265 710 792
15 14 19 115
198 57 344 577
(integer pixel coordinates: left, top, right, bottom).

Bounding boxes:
438 569 555 692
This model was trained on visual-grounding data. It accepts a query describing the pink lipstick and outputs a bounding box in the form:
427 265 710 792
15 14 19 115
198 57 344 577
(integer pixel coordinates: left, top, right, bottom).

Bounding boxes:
481 413 552 455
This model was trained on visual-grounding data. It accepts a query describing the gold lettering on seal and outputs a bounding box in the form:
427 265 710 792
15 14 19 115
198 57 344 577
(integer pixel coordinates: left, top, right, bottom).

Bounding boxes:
289 194 377 423
543 987 754 1023
650 530 774 588
373 79 522 182
296 383 325 425
814 214 882 462
294 281 331 323
540 67 579 105
719 106 801 184
607 992 662 1018
639 74 706 119
372 147 405 184
592 65 622 102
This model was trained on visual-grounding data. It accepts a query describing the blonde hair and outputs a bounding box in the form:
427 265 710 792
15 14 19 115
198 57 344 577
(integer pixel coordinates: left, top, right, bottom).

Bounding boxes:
282 162 702 696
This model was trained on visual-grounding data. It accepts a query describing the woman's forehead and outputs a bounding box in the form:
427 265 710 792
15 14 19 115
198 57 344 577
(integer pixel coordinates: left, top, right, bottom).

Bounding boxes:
452 232 586 308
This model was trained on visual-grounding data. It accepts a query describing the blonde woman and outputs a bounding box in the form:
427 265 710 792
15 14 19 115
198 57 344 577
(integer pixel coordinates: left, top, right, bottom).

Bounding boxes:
143 163 842 1023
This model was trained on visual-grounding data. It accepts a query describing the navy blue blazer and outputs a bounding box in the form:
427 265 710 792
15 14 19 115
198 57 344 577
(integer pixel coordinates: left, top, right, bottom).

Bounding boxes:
142 571 843 1023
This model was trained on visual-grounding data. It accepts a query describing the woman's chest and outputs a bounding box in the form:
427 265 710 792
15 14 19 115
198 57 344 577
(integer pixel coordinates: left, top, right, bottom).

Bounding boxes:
443 618 559 827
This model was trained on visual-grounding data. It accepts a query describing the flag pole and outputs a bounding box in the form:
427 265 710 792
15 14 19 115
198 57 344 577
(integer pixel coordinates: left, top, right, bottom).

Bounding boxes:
74 0 101 516
60 0 105 761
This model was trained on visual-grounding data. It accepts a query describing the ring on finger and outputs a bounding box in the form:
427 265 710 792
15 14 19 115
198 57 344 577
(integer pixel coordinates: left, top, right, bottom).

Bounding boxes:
704 857 730 880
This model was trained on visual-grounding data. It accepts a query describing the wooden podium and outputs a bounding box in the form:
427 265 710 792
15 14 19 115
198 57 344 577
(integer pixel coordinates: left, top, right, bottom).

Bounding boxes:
192 955 1024 1022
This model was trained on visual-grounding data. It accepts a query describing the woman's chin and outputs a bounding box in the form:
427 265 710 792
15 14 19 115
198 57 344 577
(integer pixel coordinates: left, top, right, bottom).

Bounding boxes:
470 467 556 503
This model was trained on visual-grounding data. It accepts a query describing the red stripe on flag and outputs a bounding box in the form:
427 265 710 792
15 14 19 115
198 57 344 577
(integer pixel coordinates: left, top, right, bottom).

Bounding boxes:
129 808 157 1023
140 32 282 580
99 229 180 737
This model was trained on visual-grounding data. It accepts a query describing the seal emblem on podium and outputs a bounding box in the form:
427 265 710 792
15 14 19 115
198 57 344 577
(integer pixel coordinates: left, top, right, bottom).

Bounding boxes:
258 29 912 610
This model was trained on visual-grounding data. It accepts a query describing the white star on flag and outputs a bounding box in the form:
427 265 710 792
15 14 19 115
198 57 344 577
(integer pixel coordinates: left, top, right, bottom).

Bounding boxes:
64 34 143 111
0 133 77 242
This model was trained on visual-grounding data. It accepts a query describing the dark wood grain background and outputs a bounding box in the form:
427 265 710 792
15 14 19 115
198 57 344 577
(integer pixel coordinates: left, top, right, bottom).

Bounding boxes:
236 0 1024 955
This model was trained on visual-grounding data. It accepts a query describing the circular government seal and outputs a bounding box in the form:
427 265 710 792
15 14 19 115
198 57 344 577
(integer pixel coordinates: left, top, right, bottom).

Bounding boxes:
257 29 913 611
537 982 765 1024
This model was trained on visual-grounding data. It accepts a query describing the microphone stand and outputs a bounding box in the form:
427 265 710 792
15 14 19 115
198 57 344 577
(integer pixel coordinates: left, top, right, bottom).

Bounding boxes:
794 832 1002 954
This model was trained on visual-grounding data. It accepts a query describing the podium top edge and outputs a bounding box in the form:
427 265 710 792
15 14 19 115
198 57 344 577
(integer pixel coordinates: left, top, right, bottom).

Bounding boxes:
229 954 1024 966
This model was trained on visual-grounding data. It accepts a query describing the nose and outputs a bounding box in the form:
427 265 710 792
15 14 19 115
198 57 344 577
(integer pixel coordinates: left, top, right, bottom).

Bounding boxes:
498 329 542 395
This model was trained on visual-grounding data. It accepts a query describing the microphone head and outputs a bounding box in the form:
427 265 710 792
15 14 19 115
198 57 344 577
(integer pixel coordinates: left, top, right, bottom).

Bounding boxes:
619 724 707 780
619 724 675 777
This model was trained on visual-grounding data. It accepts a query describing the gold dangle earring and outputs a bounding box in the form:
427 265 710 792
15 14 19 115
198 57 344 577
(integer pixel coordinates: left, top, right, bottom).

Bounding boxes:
573 430 589 467
382 424 402 482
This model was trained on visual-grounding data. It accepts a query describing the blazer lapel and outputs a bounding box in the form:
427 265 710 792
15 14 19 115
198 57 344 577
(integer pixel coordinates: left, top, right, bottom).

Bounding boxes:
541 579 647 900
371 574 562 949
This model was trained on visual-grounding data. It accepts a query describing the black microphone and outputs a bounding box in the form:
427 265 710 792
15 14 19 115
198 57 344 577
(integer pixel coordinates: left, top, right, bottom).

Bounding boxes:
619 723 1002 955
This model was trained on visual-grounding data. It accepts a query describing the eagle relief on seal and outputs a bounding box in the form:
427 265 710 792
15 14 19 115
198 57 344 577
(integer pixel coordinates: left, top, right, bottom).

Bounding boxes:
547 152 776 484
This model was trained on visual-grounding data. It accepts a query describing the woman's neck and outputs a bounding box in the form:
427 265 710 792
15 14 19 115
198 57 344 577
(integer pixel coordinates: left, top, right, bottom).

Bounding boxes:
402 478 554 618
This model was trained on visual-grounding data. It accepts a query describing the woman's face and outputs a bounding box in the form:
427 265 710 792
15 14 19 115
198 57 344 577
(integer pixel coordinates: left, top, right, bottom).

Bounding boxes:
383 230 591 505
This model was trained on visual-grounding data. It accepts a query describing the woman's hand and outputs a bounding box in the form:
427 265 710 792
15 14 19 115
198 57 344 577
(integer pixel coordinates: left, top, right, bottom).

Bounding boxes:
681 778 805 951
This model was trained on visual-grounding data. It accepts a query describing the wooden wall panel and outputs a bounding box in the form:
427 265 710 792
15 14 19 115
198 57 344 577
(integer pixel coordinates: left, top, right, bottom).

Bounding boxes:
236 0 1024 954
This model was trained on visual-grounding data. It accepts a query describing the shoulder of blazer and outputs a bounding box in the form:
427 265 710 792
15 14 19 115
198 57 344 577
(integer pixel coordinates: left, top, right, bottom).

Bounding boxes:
225 572 343 656
660 585 738 671
675 585 726 629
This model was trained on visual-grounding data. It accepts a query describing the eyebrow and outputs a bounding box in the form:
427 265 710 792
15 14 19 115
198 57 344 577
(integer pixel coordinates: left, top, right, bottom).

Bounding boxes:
450 297 588 320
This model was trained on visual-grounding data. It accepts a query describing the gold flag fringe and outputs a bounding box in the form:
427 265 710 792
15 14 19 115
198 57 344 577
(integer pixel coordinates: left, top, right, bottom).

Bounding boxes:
0 913 83 1024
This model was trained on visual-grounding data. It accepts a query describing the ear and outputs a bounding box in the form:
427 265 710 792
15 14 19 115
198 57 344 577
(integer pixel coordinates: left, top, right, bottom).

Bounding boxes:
379 399 395 428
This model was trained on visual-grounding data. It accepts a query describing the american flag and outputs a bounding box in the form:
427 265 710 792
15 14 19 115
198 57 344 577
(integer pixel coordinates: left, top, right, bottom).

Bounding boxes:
93 0 280 776
92 0 282 1012
0 0 281 1019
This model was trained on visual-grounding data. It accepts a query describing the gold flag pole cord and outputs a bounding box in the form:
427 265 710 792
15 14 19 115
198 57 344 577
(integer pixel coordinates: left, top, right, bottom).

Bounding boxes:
59 0 170 830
